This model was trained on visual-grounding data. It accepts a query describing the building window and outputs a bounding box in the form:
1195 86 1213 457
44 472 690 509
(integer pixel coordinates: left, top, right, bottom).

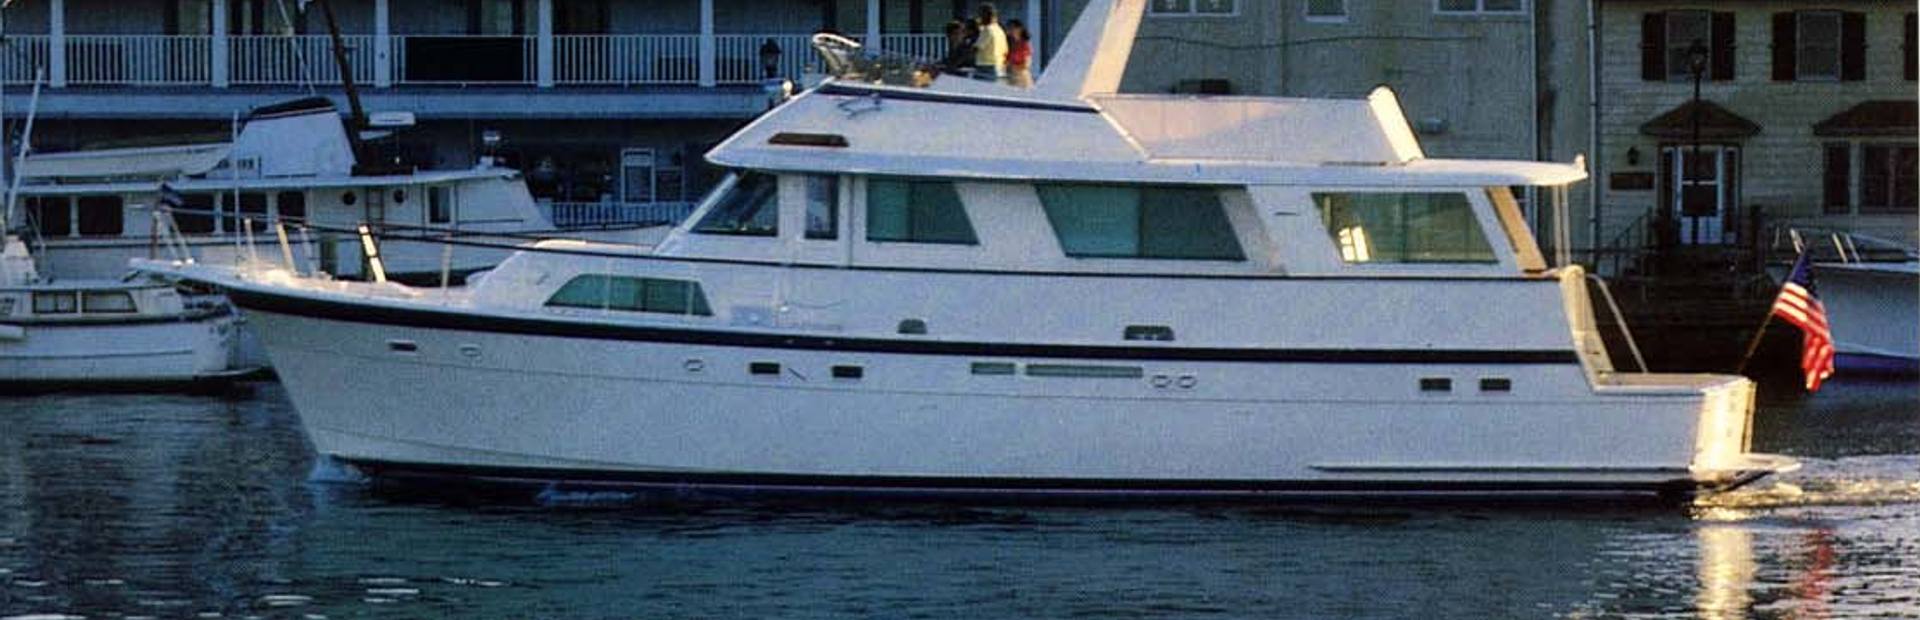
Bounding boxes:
1148 0 1236 16
545 274 714 316
1314 192 1496 263
692 172 779 237
1823 144 1851 214
866 179 978 245
1641 11 1735 81
804 175 838 240
81 291 137 314
1436 0 1524 16
1036 184 1245 260
1773 11 1865 82
1861 145 1919 213
1796 11 1843 81
1305 0 1346 22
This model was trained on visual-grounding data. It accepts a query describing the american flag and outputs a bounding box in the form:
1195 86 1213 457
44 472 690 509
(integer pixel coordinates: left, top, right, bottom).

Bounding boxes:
1771 251 1835 392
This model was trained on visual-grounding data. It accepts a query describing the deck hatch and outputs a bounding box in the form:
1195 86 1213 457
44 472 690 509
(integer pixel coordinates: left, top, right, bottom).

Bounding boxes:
832 365 864 379
1480 377 1513 392
768 132 850 148
750 362 782 375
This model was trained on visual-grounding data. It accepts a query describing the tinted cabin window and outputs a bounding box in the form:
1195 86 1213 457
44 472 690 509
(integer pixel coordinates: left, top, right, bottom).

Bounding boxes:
1037 184 1244 260
223 192 268 233
32 292 77 314
545 274 714 316
174 194 216 234
428 186 454 224
693 172 779 236
77 196 124 237
26 197 71 237
81 291 137 313
276 191 307 221
866 179 978 244
1315 192 1496 263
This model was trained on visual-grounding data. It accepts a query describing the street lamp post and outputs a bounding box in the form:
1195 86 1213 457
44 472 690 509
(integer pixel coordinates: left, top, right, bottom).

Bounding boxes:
1685 40 1709 247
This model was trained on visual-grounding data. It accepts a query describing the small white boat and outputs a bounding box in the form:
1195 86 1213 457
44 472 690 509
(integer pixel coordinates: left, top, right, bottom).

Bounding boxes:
1774 230 1919 373
0 236 249 389
139 0 1797 503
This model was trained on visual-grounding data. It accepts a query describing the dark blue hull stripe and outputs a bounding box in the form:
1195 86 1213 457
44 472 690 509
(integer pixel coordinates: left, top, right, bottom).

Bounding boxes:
227 287 1582 365
343 459 1728 504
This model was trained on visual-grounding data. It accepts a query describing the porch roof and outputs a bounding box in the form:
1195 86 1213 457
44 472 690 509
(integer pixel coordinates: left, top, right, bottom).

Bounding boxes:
1812 100 1918 137
1638 100 1761 140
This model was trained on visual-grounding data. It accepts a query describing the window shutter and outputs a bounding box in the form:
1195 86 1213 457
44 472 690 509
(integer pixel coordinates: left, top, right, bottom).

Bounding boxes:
1823 145 1851 214
1906 13 1916 81
1840 11 1867 81
1772 12 1797 81
1642 13 1667 81
1710 12 1737 80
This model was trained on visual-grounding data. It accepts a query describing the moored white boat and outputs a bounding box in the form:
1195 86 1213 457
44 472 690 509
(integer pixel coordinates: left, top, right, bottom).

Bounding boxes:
139 0 1798 503
1772 230 1919 373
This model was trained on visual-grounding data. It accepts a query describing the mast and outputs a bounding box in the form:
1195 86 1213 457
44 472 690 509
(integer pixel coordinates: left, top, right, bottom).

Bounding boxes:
316 0 369 161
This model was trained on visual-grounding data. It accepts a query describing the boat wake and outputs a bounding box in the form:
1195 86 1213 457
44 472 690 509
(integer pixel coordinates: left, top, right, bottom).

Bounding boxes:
307 456 373 485
1699 455 1920 510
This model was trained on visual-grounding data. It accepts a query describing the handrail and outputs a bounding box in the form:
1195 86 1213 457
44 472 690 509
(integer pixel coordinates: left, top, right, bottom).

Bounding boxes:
1586 273 1648 373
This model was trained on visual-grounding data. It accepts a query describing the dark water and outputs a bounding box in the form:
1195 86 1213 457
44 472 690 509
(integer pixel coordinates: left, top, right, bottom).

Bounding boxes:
1 380 1915 619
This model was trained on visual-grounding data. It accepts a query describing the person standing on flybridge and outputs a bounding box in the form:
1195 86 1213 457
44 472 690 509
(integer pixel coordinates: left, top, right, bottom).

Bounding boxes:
973 3 1008 81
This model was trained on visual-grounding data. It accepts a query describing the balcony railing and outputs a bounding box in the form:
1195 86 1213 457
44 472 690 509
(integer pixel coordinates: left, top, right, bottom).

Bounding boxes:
0 35 51 85
545 201 697 229
231 34 377 85
554 34 701 85
67 35 210 85
13 32 949 88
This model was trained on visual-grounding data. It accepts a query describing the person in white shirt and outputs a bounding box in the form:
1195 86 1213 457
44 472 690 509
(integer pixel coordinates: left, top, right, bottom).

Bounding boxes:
972 4 1008 81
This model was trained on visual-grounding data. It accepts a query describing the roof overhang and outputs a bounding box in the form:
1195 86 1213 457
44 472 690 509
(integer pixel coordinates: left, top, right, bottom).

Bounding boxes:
1639 100 1761 140
1813 100 1918 137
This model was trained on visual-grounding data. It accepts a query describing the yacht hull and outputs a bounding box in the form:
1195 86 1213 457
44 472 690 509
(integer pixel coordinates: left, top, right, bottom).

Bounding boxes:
0 312 245 386
234 288 1784 504
1816 263 1920 374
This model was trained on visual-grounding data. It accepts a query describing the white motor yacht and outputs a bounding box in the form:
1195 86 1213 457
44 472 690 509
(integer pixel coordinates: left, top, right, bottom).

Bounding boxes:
1774 230 1919 373
140 0 1797 503
19 97 672 284
0 235 247 389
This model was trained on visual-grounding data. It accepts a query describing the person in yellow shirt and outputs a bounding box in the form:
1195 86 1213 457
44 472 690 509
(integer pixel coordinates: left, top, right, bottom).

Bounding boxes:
972 4 1008 82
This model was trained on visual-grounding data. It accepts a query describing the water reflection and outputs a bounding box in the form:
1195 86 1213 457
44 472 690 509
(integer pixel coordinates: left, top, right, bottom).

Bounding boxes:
1695 525 1754 620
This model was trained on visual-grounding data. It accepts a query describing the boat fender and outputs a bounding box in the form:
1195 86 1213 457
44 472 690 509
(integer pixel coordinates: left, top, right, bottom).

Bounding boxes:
0 324 24 342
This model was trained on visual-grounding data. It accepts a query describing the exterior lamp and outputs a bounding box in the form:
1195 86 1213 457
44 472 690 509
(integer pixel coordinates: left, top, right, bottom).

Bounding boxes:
760 38 784 79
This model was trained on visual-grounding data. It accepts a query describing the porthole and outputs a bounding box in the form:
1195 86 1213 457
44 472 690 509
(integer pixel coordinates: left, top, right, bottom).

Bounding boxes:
341 191 358 206
391 189 408 204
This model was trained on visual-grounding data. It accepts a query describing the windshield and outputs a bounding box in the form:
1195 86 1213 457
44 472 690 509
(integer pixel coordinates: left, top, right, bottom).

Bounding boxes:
691 172 779 237
812 33 938 88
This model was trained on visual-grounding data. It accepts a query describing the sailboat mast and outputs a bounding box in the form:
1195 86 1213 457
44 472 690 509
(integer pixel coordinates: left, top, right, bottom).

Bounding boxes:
315 0 369 162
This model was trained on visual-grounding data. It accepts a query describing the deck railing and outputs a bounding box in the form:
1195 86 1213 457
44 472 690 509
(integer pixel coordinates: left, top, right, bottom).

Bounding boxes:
66 35 211 85
231 34 378 85
545 201 698 229
554 34 701 85
17 32 950 88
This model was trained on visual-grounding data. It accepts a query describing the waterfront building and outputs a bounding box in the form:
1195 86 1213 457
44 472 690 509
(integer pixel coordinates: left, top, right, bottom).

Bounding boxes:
1590 0 1916 267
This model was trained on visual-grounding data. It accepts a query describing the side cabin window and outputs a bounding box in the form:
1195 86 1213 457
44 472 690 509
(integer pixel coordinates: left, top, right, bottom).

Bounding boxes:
1036 184 1245 260
32 291 78 314
692 172 779 237
174 193 217 234
77 196 125 237
804 175 838 240
25 197 70 237
545 274 714 316
866 178 978 245
1314 192 1496 264
82 291 138 313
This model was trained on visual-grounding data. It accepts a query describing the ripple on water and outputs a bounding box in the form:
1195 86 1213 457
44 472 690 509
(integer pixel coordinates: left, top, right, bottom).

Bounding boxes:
1700 455 1920 511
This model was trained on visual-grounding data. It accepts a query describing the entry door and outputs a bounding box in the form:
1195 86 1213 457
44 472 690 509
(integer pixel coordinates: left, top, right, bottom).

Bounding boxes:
620 148 656 204
1662 145 1741 245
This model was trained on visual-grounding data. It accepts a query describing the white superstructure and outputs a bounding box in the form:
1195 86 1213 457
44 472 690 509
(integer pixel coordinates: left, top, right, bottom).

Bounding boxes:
140 0 1797 503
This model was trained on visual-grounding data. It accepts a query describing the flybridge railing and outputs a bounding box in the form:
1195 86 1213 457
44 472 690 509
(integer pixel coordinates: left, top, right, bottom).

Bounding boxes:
66 35 211 85
19 32 950 88
231 34 377 85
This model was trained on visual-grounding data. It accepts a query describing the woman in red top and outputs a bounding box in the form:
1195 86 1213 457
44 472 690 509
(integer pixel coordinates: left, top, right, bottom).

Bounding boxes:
1004 19 1033 87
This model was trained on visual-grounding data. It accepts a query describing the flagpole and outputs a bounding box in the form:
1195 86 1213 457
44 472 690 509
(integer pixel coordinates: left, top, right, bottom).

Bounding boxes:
1733 311 1773 375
